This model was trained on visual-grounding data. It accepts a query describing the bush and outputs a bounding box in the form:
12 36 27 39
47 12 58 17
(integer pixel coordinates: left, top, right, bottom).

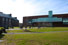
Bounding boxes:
0 27 7 34
0 30 3 34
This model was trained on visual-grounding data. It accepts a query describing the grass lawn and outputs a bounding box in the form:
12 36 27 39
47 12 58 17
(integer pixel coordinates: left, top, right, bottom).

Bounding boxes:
0 27 4 30
6 30 23 33
1 32 68 45
29 27 68 32
6 27 68 33
14 27 20 29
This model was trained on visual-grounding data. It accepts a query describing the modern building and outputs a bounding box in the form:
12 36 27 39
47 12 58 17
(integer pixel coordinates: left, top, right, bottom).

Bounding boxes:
0 12 19 29
23 11 68 27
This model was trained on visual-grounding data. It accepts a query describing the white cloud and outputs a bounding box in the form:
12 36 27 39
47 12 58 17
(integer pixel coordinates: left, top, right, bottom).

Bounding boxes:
0 0 37 23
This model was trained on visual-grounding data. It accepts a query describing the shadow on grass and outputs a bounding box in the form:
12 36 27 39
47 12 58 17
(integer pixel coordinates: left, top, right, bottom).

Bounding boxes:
0 34 5 39
23 30 32 32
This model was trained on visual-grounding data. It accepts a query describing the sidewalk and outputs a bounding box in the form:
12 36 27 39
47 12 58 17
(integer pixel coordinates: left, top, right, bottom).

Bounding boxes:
5 31 68 34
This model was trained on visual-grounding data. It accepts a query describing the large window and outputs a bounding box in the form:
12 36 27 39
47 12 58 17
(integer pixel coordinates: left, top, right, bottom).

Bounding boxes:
32 17 62 22
63 18 68 22
28 19 32 23
63 18 68 25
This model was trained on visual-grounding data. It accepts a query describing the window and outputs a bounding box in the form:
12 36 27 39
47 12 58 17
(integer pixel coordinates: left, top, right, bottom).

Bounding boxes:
63 18 68 25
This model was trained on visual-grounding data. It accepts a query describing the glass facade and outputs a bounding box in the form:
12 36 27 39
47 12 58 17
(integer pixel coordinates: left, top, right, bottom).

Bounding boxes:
63 18 68 25
24 11 68 27
28 19 32 23
28 11 62 23
28 18 62 23
31 17 62 23
63 18 68 22
48 11 53 18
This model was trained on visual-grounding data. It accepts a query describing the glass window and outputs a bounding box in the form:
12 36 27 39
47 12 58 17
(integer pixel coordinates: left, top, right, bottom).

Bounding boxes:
63 18 68 22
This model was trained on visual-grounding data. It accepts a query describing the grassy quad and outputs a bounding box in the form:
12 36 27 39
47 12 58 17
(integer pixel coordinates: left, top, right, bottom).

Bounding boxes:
6 27 68 33
6 30 23 33
30 27 68 32
29 27 68 32
0 27 68 45
0 32 68 45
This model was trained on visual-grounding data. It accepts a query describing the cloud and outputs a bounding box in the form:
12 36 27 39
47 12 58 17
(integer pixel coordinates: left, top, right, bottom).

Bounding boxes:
0 0 25 23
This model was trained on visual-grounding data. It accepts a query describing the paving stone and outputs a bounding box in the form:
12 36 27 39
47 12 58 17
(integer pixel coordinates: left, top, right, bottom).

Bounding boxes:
0 40 4 42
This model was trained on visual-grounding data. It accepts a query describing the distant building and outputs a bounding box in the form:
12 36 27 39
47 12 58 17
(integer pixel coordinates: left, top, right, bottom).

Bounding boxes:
0 12 19 29
19 23 23 28
23 11 68 27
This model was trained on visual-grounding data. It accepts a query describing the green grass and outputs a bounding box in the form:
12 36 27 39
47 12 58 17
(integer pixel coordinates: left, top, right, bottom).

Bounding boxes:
1 32 68 45
8 27 20 29
6 30 23 33
29 27 68 32
6 27 68 33
0 27 4 30
14 27 20 28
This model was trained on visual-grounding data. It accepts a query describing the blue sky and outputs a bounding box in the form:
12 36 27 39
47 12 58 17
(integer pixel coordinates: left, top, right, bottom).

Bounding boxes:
24 0 68 14
0 0 68 23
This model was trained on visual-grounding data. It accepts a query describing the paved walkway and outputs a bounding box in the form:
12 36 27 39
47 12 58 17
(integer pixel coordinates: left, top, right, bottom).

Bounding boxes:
5 31 68 34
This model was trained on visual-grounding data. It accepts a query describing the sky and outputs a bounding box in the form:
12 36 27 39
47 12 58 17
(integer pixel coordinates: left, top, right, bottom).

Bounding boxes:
0 0 68 23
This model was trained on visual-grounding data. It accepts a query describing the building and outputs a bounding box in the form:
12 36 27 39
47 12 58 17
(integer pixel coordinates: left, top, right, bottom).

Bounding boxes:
19 23 23 28
0 12 19 29
23 11 68 27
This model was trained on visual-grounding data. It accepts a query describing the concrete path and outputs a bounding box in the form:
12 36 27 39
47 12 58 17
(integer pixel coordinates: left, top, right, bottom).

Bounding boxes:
0 40 4 42
5 31 68 34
